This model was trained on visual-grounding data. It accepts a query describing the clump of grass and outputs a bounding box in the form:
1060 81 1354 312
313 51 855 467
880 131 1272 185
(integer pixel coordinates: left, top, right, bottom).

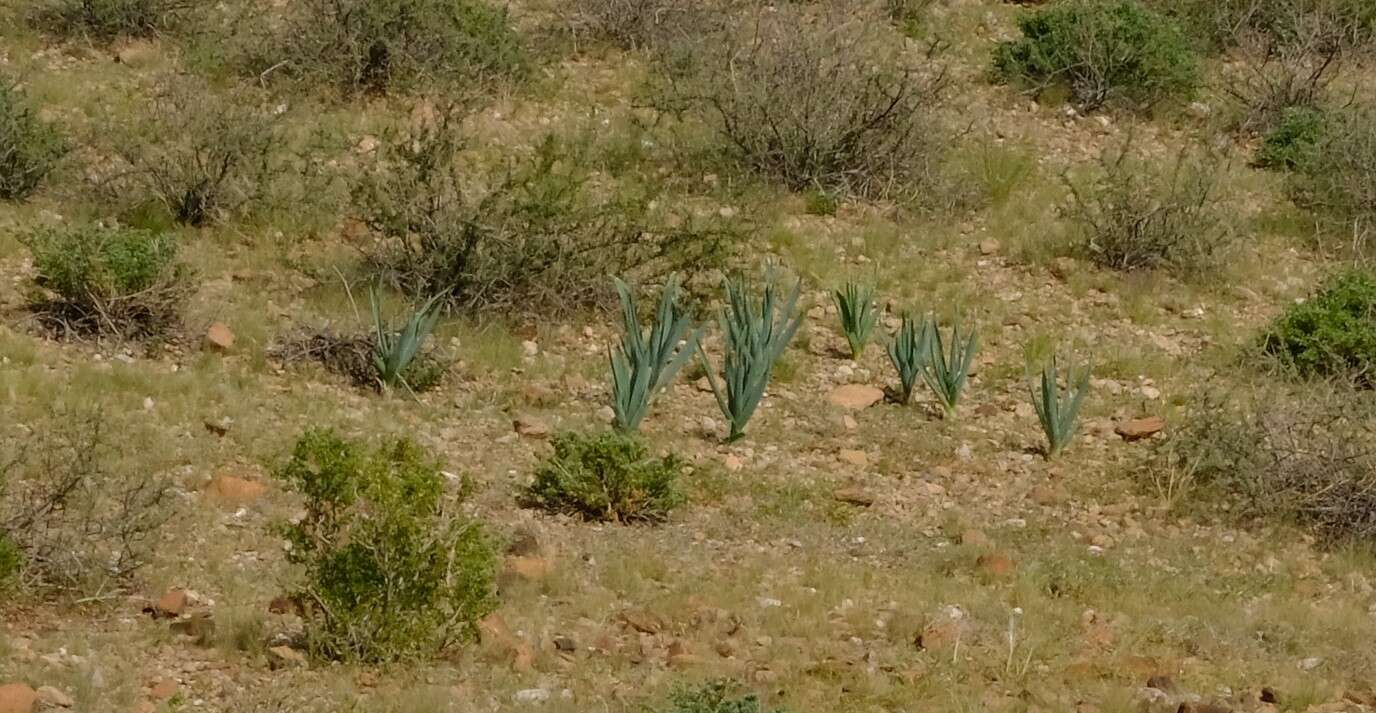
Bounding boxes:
1256 106 1327 169
887 312 932 405
23 223 188 339
1260 269 1376 383
523 431 684 523
1064 143 1233 276
1029 355 1091 458
833 281 879 360
648 3 948 202
609 275 701 433
370 288 445 391
922 318 977 418
992 0 1201 111
699 275 805 442
274 429 496 662
0 79 67 201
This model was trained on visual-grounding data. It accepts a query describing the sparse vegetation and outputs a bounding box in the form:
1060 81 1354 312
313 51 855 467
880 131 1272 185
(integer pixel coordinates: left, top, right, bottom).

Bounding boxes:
274 429 497 662
922 318 977 418
609 275 701 433
649 3 949 202
1064 144 1233 275
523 431 684 523
700 276 805 442
1256 105 1327 169
833 282 879 360
23 223 188 339
1260 269 1376 382
1286 106 1376 253
31 0 192 40
356 115 739 312
993 0 1200 111
887 312 932 405
569 0 711 50
658 680 782 713
0 80 67 201
1029 355 1091 458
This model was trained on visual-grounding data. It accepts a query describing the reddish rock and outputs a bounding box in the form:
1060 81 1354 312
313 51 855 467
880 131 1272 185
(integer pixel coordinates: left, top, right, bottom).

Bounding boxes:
478 613 535 672
152 589 188 618
832 487 876 507
1115 417 1166 441
147 679 178 701
827 385 884 410
0 684 37 713
205 322 235 352
205 473 268 506
513 416 550 439
502 556 551 583
267 645 307 670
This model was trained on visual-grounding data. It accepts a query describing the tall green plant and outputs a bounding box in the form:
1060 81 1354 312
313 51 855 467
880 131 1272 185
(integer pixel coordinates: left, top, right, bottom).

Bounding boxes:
923 319 978 418
699 276 805 442
609 275 701 432
887 312 932 405
371 288 444 389
833 281 879 359
1029 356 1091 458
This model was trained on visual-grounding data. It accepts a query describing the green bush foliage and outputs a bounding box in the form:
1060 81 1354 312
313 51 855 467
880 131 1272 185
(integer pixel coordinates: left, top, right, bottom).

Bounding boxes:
523 431 684 523
259 0 526 93
1260 270 1376 382
274 429 497 662
1150 0 1376 51
31 0 190 40
0 80 66 201
660 681 783 713
993 0 1200 111
649 3 948 202
1287 107 1376 252
1064 144 1233 275
23 224 187 338
1257 106 1328 169
356 115 738 312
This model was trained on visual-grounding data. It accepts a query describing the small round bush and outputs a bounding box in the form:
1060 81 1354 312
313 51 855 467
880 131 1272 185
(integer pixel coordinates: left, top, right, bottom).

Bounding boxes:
1256 106 1327 170
523 431 684 523
0 80 67 201
1261 270 1376 382
993 0 1200 111
23 224 188 338
274 429 497 662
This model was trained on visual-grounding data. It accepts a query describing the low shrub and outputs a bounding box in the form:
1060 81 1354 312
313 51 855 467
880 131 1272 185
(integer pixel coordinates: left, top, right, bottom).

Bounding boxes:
1287 106 1376 253
1154 386 1376 542
648 3 949 202
1150 0 1375 52
1063 144 1233 275
569 0 716 50
1219 11 1347 135
356 114 739 312
101 77 282 226
0 407 172 594
23 223 188 338
1256 106 1327 169
523 431 684 523
31 0 191 40
659 681 785 713
0 80 67 201
274 429 497 662
1260 269 1376 382
255 0 526 93
992 0 1200 111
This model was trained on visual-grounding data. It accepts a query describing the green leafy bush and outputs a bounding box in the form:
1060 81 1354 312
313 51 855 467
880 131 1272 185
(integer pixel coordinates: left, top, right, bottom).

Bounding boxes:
649 3 948 202
23 224 188 338
1064 144 1233 275
660 681 783 713
523 431 684 523
256 0 526 93
274 429 497 662
31 0 191 40
0 80 66 201
993 0 1200 111
356 115 738 312
1260 269 1376 382
1257 106 1327 169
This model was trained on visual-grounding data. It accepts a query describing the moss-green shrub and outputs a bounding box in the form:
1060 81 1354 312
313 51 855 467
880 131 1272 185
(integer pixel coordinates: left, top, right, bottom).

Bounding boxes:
1257 106 1327 169
274 429 497 662
523 431 684 523
0 80 66 201
1260 270 1376 381
31 0 189 40
23 224 188 338
259 0 526 93
660 681 785 713
993 0 1200 111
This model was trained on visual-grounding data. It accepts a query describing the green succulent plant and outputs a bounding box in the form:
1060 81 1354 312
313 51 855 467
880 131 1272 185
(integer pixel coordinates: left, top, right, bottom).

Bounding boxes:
887 311 932 405
833 281 879 360
923 318 978 418
1029 355 1091 458
608 275 701 432
700 275 804 442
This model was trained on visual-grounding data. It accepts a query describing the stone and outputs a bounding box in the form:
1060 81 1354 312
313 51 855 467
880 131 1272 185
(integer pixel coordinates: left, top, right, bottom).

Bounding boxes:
204 474 267 506
1115 417 1166 442
513 417 550 439
553 636 576 652
152 589 188 618
832 487 876 507
723 455 744 472
506 527 540 556
147 679 178 701
827 385 884 410
619 609 665 634
267 645 307 670
837 449 869 467
479 614 535 672
35 687 72 708
0 684 37 713
503 556 551 583
978 239 1000 256
205 322 235 352
169 612 215 643
513 689 550 704
1029 484 1066 506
